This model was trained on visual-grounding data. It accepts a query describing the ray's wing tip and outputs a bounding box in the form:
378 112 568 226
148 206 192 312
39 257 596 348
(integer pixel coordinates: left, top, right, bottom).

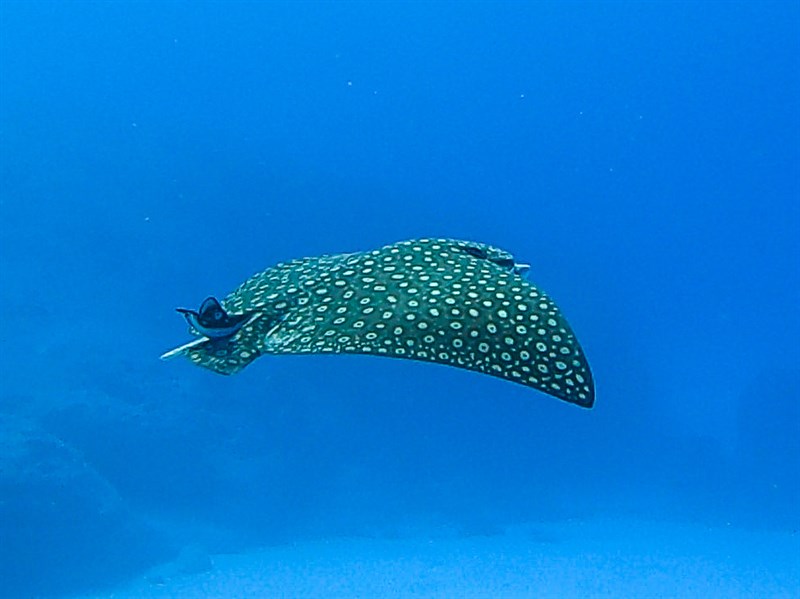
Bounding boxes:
580 377 596 408
550 387 594 408
561 388 594 409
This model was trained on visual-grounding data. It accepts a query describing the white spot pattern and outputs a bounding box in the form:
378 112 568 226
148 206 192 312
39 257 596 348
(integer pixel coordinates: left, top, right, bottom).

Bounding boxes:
177 238 594 407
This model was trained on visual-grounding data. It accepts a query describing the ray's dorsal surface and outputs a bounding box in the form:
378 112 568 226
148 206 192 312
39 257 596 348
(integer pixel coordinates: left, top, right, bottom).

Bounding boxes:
161 238 595 407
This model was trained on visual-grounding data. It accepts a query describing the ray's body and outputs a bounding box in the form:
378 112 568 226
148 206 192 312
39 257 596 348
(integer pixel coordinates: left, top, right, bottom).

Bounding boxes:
162 238 594 407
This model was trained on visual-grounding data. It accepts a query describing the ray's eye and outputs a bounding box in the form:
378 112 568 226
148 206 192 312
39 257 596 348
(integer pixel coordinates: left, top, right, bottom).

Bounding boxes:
492 257 515 268
462 246 487 259
213 311 223 321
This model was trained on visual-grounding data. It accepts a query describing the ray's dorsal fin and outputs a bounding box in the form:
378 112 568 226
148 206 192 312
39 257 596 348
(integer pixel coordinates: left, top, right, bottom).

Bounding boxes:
176 311 290 375
176 296 252 339
160 312 266 364
198 296 226 319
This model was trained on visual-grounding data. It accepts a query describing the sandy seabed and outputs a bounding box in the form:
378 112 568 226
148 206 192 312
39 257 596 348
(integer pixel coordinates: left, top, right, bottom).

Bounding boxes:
82 517 799 599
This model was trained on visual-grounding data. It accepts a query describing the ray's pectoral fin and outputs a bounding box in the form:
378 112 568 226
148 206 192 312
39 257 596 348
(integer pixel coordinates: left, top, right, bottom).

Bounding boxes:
160 305 290 375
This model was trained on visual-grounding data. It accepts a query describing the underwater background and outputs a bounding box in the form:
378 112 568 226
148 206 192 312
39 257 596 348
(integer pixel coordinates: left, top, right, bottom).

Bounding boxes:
0 1 798 597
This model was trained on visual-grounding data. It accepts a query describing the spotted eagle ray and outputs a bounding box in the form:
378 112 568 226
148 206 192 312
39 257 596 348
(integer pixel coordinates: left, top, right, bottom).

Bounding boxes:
161 238 595 407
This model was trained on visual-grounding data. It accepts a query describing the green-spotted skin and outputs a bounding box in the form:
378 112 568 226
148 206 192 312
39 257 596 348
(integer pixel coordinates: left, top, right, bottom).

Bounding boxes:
166 238 595 407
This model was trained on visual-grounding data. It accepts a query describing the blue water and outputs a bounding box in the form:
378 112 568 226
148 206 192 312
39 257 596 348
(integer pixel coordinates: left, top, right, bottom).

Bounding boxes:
1 2 798 597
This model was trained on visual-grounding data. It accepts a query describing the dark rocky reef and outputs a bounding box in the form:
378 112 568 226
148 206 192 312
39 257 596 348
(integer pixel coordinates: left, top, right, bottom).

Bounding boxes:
0 415 172 597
